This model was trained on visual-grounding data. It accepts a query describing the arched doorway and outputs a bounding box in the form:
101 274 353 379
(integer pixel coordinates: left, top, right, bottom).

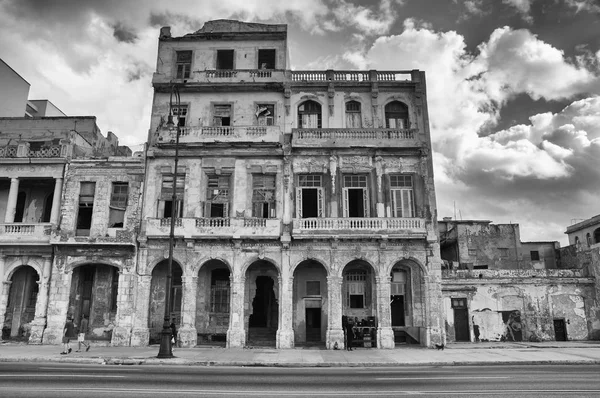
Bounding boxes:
389 260 425 345
342 260 376 347
293 260 328 345
148 260 183 344
68 264 119 342
245 260 279 347
197 260 230 345
2 266 39 340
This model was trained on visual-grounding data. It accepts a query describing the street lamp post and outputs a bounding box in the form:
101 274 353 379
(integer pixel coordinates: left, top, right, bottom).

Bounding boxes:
157 84 181 358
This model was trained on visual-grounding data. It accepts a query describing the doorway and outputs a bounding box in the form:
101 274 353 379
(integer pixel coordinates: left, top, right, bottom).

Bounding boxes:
249 276 277 328
554 319 567 341
305 308 321 342
391 295 405 326
451 298 469 341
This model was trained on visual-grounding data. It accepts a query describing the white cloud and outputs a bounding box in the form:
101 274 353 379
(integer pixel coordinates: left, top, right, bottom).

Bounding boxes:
330 0 399 36
502 0 533 22
565 0 600 13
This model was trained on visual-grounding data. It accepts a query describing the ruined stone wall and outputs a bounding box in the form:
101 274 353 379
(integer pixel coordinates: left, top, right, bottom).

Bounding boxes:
455 223 521 269
443 274 595 342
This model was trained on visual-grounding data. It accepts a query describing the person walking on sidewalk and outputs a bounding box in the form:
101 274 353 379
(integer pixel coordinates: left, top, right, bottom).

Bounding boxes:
76 315 91 352
61 316 76 355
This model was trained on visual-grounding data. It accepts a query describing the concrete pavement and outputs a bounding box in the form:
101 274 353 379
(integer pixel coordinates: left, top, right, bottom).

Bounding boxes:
1 340 600 367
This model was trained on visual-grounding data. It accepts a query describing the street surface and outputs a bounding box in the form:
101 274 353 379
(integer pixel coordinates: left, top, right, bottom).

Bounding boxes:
0 363 600 397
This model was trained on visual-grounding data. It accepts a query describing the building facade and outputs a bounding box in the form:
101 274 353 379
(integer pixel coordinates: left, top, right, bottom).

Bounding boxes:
440 219 600 343
135 20 443 349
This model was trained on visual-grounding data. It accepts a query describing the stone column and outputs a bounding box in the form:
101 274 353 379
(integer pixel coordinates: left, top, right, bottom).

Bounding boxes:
0 264 11 340
130 275 152 346
29 257 52 344
42 264 73 345
227 273 246 348
112 270 135 346
326 275 345 349
375 275 394 348
178 275 198 347
50 178 63 225
4 178 19 223
276 270 294 348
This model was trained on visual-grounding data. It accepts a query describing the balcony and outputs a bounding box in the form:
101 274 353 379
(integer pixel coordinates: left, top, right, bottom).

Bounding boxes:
156 125 282 145
145 217 281 239
291 70 415 83
0 144 71 159
152 69 286 86
291 128 421 148
0 223 52 245
292 217 426 238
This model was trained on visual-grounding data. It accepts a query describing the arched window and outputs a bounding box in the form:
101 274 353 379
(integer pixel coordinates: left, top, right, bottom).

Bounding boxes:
298 100 321 128
575 236 580 248
594 228 600 244
345 101 362 128
385 101 409 129
587 233 592 247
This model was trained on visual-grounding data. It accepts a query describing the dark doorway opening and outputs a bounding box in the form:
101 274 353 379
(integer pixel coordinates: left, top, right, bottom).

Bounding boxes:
301 189 319 218
501 310 523 342
305 308 321 342
249 276 277 328
391 295 405 326
347 188 365 217
42 192 53 223
14 192 26 222
216 50 234 70
454 308 469 341
258 49 276 69
554 319 567 341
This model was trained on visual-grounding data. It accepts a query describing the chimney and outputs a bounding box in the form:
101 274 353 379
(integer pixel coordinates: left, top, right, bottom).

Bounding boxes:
160 26 171 38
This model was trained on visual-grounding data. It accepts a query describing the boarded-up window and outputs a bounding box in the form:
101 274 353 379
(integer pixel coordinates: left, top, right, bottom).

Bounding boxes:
345 270 368 308
211 269 230 313
109 182 128 228
76 182 95 235
345 101 362 128
390 175 414 218
385 101 409 129
256 104 275 126
252 174 276 218
298 100 322 128
213 104 231 126
205 175 230 218
159 174 184 218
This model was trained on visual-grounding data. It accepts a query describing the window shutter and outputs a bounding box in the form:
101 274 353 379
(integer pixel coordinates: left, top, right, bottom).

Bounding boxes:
317 187 324 217
295 188 303 218
342 188 349 217
362 188 370 217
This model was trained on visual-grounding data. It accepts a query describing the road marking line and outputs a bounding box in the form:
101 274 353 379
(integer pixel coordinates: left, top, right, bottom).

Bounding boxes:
0 374 125 378
38 366 143 371
376 376 509 380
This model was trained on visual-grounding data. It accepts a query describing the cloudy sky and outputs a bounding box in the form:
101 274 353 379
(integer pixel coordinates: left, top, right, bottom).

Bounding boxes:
1 0 599 244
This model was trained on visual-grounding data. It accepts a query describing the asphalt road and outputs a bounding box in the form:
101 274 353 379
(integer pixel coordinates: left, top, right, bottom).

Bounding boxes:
0 363 600 397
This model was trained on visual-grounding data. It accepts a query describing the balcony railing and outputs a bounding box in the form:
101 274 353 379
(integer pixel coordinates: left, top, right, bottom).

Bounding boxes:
291 128 420 148
145 217 281 238
152 69 286 85
291 70 414 82
442 269 590 279
0 144 68 159
156 125 281 145
292 217 426 236
0 223 52 243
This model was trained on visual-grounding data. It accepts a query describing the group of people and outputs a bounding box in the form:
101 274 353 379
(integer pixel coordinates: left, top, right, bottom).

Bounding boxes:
61 315 91 355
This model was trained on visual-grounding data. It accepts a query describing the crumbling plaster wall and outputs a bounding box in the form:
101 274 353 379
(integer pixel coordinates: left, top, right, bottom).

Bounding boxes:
456 223 521 269
292 263 328 343
443 280 593 342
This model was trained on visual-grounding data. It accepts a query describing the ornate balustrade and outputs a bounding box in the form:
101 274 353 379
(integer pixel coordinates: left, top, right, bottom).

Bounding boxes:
291 128 420 148
292 217 426 237
0 144 68 159
146 217 281 239
156 125 281 144
442 269 590 279
152 70 286 85
0 223 52 243
291 70 414 82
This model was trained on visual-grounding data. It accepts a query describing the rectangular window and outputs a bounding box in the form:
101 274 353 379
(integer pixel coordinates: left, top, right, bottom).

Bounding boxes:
171 105 188 127
205 175 230 218
257 49 276 69
306 281 321 296
499 248 509 258
252 174 276 218
345 101 362 128
296 175 324 218
76 182 96 236
468 249 477 257
346 272 366 309
451 298 467 308
213 104 232 126
216 49 234 70
159 174 184 218
530 250 540 261
175 50 192 79
109 182 128 228
110 267 119 311
256 104 275 126
473 265 488 270
342 175 369 218
390 175 414 218
211 279 230 313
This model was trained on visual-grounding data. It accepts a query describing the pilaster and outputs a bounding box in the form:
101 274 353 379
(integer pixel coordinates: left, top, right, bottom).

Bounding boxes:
276 269 294 348
227 273 246 348
326 275 345 349
376 275 394 348
112 270 135 346
178 275 198 347
130 275 152 346
4 178 19 223
50 178 63 225
42 264 72 345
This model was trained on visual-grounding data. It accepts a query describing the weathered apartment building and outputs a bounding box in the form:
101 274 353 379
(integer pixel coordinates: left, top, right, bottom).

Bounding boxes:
136 19 443 349
439 219 600 343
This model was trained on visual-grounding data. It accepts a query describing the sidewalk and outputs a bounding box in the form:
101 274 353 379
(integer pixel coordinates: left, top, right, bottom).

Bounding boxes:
1 341 600 367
